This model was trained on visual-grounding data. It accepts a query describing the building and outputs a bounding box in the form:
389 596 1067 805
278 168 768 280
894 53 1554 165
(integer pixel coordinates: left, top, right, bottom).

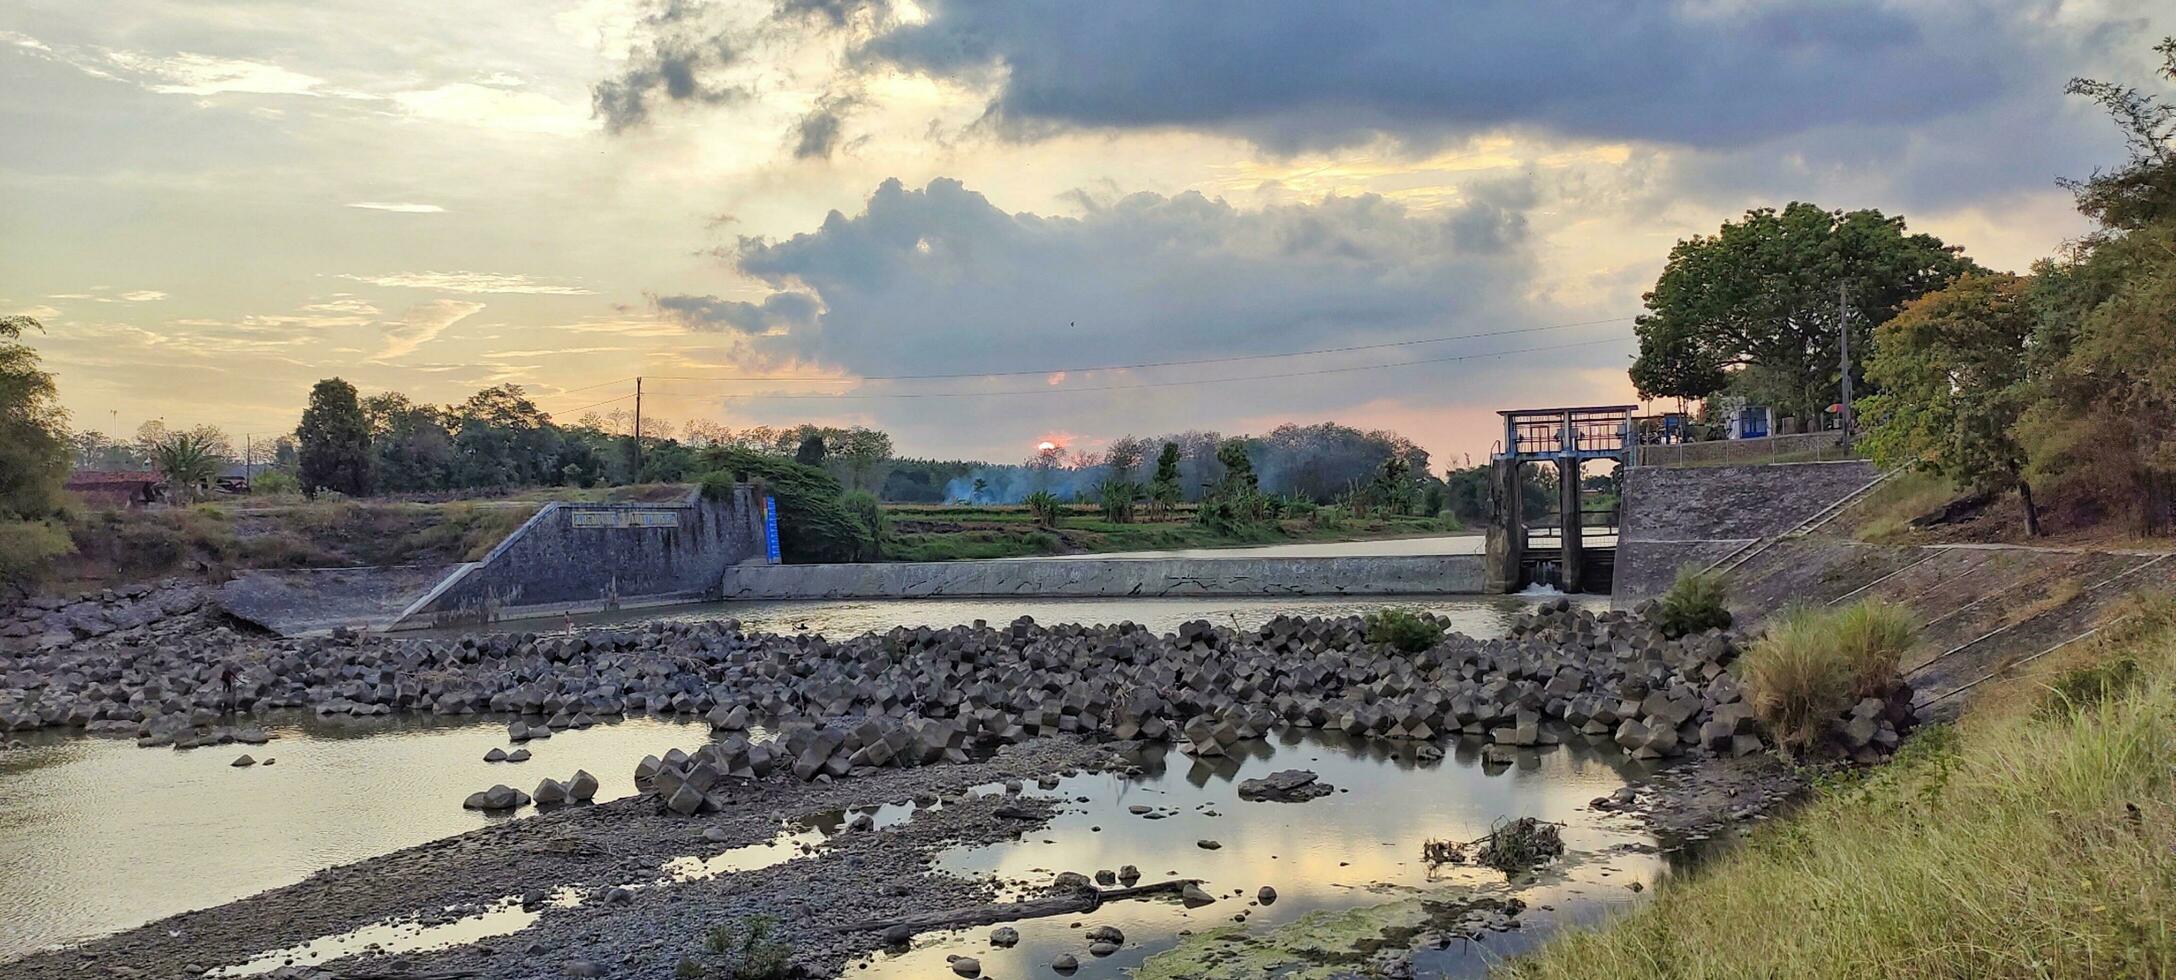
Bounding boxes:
64 470 165 509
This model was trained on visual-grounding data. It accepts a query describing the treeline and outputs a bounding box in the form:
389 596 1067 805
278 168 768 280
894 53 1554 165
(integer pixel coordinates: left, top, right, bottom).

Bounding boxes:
885 423 1444 506
1857 39 2176 536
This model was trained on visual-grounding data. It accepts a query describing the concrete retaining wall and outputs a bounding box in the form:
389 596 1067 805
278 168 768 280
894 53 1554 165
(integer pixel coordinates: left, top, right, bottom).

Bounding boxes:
391 486 767 629
719 554 1485 599
1613 460 1880 602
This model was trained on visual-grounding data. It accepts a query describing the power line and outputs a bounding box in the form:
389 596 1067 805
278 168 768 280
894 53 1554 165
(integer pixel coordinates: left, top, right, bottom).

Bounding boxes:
641 315 1633 385
664 336 1633 402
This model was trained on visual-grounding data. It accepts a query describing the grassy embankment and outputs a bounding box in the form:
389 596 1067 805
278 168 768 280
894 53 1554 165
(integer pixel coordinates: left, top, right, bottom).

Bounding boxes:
882 503 1464 561
1508 593 2176 979
34 498 540 593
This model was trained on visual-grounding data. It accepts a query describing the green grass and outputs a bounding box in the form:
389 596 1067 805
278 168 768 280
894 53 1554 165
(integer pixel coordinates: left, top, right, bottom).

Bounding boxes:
1740 600 1915 754
881 504 1458 561
1844 468 1963 543
1506 595 2176 980
1654 567 1732 638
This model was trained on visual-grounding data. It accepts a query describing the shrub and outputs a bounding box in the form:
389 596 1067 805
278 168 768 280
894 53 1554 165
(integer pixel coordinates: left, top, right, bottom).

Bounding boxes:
839 490 885 561
692 915 793 980
1654 568 1733 638
2039 655 2143 718
0 519 73 590
1827 599 1916 700
1025 490 1062 528
251 469 301 496
1365 607 1446 653
1743 600 1917 755
698 470 737 502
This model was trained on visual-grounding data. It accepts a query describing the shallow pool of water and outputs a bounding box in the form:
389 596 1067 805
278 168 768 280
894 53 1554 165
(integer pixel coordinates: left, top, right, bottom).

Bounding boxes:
0 714 726 960
854 730 1676 979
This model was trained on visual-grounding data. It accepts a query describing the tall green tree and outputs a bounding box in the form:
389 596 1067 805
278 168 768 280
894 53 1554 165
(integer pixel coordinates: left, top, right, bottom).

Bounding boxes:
1860 274 2042 534
1 315 70 520
794 433 827 467
362 391 454 492
2016 37 2176 535
1630 203 1980 421
298 377 372 496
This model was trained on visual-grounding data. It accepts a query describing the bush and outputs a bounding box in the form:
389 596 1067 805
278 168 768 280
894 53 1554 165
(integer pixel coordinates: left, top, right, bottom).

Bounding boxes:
251 469 301 496
2040 656 2143 718
677 915 793 980
1827 599 1916 700
1026 490 1062 528
0 518 73 590
698 470 737 502
839 490 885 561
1743 600 1916 755
1365 607 1446 653
1654 568 1732 638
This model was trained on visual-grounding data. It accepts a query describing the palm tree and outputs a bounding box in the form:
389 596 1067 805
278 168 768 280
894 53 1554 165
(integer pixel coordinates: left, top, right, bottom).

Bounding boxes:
152 432 222 502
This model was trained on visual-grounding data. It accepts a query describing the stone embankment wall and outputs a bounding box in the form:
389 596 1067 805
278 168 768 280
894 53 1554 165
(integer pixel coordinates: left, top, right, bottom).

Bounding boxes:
719 554 1485 600
1613 460 1880 602
391 486 766 629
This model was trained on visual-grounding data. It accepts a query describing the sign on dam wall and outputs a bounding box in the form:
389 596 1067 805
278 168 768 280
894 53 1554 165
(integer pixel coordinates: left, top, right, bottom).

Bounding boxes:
717 554 1488 600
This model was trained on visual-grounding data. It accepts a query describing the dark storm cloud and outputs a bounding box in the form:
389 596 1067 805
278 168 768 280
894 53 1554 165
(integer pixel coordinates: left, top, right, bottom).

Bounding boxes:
652 291 821 333
853 0 2068 153
710 176 1552 378
772 0 891 29
591 0 745 133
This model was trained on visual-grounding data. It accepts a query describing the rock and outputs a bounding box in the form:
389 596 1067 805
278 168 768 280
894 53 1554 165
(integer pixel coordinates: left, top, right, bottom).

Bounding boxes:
1180 881 1216 907
230 754 256 767
1053 871 1094 891
567 769 599 802
1089 941 1120 957
989 926 1019 947
1051 952 1079 972
950 955 981 977
1257 885 1277 904
1237 768 1333 803
1197 839 1222 850
507 748 532 763
462 784 530 810
665 783 706 816
563 959 606 977
1084 925 1123 945
484 747 508 762
533 778 569 806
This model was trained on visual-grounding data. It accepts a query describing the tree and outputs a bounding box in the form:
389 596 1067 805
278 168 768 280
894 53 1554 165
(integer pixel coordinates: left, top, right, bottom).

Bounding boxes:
1214 438 1257 494
362 391 454 492
795 433 827 466
1148 441 1182 517
1630 203 1980 421
1860 273 2042 534
1106 435 1151 485
0 315 70 520
449 384 556 487
151 431 223 502
2014 37 2176 535
298 378 373 496
834 427 894 492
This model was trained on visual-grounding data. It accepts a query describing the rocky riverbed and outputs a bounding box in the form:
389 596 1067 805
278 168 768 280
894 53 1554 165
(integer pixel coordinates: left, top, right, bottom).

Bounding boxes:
0 595 1861 977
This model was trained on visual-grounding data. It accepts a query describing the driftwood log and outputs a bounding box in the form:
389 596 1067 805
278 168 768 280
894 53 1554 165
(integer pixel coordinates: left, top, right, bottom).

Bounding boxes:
836 879 1197 935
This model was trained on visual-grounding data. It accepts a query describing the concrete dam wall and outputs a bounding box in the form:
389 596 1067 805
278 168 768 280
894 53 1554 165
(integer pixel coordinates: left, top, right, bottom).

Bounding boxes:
390 487 767 629
720 554 1486 600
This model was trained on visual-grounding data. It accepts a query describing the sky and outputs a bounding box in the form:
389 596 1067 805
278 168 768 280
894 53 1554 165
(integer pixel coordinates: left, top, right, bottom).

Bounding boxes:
1 0 2166 467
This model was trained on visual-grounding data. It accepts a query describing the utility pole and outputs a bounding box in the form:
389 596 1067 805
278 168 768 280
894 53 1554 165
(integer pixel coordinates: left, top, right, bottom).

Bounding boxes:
245 434 253 488
1838 282 1854 450
632 377 644 478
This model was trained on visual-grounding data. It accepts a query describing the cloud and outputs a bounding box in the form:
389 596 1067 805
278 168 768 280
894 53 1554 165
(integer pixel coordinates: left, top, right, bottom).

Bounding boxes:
348 202 447 213
337 271 595 295
591 0 747 133
376 299 486 360
118 290 167 302
652 290 822 333
718 175 1549 380
791 93 859 159
852 1 2084 154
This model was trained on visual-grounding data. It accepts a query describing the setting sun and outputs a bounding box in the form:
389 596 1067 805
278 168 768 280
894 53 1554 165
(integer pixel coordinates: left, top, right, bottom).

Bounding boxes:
1036 441 1057 451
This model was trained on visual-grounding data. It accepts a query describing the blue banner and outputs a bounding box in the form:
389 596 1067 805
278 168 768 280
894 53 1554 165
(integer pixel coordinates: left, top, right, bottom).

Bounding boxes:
763 496 782 564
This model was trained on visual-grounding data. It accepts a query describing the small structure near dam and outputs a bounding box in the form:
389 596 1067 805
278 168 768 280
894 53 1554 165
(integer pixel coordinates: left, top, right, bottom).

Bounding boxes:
1485 405 1634 593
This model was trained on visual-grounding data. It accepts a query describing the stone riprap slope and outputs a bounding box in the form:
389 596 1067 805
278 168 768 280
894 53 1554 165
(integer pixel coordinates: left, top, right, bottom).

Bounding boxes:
1 600 1790 772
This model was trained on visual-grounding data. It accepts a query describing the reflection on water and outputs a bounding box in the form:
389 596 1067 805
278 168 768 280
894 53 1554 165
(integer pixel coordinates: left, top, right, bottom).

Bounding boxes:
505 593 1607 640
1003 534 1485 560
0 714 721 960
856 729 1674 979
